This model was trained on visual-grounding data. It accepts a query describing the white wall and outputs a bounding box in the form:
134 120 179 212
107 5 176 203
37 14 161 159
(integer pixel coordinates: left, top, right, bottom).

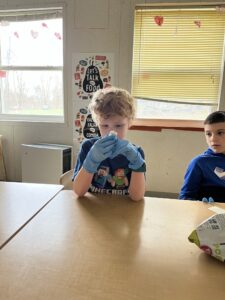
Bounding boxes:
0 0 217 194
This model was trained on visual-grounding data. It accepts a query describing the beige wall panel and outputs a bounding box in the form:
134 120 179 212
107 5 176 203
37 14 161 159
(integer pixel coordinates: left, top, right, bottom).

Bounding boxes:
74 0 109 29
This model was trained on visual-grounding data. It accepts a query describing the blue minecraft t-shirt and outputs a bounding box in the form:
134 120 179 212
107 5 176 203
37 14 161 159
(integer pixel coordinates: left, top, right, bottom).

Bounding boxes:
73 137 145 196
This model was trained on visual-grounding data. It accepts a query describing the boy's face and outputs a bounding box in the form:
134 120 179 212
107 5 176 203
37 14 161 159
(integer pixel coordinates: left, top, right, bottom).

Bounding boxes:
97 115 131 139
204 122 225 154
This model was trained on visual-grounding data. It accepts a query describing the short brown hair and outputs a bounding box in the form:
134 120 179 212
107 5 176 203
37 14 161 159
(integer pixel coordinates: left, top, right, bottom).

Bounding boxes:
89 86 135 123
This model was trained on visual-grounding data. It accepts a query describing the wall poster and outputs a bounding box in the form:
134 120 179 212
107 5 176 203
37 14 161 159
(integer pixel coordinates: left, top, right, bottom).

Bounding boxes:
72 53 114 155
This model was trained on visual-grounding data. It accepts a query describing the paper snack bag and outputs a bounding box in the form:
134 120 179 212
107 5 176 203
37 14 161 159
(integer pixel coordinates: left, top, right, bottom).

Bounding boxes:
188 213 225 262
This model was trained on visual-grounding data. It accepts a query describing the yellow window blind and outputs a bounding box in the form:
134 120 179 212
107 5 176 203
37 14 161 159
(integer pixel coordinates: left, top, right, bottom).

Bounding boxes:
132 6 225 105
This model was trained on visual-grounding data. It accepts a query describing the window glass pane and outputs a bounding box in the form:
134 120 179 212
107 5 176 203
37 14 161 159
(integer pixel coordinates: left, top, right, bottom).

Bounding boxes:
0 19 62 66
0 8 64 120
0 70 63 116
136 98 216 120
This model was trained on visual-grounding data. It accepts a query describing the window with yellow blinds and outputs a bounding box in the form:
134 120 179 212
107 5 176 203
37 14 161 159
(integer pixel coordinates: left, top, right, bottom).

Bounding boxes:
131 4 225 124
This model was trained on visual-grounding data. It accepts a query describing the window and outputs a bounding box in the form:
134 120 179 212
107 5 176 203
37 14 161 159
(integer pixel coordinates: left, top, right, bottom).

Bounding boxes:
0 6 64 122
132 3 225 123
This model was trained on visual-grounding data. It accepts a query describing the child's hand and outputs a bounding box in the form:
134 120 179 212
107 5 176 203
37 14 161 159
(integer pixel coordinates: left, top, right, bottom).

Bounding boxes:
83 135 117 173
201 197 214 203
110 139 129 158
111 139 145 170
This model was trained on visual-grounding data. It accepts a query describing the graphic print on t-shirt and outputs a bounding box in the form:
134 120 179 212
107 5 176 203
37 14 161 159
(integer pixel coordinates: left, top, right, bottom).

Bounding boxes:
93 166 111 188
91 166 130 194
214 167 225 180
110 168 129 189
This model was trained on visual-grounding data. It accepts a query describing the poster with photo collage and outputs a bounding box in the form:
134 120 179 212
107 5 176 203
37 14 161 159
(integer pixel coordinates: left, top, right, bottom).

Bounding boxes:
72 53 114 154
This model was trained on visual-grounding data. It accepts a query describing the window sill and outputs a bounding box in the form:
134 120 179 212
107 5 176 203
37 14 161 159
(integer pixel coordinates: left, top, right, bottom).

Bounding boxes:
0 114 64 123
130 119 204 132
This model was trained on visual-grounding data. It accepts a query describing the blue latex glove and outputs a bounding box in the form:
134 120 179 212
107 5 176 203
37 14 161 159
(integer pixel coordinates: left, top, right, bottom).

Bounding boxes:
111 139 145 170
83 135 117 173
202 197 214 203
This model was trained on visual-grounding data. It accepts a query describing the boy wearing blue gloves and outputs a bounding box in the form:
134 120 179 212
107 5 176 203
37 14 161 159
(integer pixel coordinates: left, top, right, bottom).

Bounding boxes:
179 111 225 203
72 87 146 201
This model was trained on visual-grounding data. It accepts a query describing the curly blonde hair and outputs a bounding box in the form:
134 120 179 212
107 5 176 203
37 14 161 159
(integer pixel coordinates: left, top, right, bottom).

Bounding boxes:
89 86 136 123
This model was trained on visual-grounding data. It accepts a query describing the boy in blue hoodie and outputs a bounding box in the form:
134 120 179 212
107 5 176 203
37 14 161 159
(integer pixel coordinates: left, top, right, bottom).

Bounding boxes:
179 111 225 203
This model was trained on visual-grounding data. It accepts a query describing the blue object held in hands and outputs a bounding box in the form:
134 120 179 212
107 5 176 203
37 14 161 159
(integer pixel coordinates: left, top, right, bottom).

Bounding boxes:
83 135 117 173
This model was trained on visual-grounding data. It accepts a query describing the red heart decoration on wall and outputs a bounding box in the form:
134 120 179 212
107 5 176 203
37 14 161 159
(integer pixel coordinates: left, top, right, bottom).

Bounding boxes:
14 31 19 38
194 20 201 28
0 70 6 78
54 32 62 40
154 16 164 26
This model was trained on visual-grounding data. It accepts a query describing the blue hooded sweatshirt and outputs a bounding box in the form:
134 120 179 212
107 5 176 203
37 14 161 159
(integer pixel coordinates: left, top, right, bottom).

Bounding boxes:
179 148 225 202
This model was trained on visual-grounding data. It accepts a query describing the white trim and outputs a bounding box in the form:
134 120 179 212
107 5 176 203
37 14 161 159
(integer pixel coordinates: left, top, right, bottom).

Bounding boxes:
1 66 63 71
0 113 64 123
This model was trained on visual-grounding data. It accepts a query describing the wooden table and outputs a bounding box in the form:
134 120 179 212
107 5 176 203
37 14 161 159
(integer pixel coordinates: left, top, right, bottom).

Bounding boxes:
0 181 63 249
0 191 225 300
